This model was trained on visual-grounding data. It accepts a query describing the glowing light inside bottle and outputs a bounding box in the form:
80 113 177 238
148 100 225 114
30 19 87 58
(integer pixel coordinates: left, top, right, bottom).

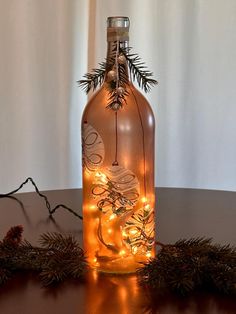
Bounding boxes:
119 250 126 256
109 214 116 220
130 229 138 235
141 197 147 203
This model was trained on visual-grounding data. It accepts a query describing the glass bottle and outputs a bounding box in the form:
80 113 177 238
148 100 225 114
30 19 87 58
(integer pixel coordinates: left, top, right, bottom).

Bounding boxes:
82 17 155 273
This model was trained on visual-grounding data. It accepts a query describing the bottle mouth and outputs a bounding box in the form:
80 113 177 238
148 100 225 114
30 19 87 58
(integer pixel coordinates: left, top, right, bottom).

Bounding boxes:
107 17 130 28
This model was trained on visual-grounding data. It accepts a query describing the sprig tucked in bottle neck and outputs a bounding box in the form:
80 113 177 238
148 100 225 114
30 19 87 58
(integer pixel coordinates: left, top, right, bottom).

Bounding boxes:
78 16 158 110
104 40 130 111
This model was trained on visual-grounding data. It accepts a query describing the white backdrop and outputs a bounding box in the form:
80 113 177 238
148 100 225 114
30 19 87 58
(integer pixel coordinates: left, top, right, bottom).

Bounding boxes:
0 0 236 193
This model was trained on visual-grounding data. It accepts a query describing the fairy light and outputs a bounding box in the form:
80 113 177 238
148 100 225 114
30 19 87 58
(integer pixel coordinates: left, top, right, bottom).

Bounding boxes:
107 228 112 234
146 252 152 258
119 249 126 256
141 196 147 203
122 230 128 237
100 173 107 183
109 213 116 220
95 172 101 178
90 205 96 211
130 229 138 235
95 171 107 183
85 171 91 179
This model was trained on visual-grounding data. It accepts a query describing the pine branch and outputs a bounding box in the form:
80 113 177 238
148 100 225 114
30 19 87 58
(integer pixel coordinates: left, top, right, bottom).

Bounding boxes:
78 45 158 100
78 62 107 94
137 238 236 296
106 87 129 110
120 47 158 92
39 232 82 252
0 226 87 287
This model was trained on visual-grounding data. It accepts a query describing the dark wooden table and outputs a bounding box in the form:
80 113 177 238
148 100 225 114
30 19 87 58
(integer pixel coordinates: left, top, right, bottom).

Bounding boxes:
0 188 235 314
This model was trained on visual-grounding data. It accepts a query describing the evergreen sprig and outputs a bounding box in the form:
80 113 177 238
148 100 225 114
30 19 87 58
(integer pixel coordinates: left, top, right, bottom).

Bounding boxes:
0 226 87 287
106 62 129 110
120 47 158 92
78 44 157 102
78 62 107 94
137 238 236 296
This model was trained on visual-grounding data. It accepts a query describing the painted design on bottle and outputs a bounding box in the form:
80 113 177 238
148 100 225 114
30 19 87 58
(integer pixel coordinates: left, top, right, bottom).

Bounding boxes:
82 123 105 173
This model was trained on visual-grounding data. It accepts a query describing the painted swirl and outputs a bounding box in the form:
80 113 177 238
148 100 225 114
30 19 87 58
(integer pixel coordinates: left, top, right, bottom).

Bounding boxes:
82 123 105 172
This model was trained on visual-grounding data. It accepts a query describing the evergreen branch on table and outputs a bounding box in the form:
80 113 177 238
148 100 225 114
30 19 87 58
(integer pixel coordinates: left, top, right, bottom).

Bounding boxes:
39 232 82 251
0 226 87 287
137 238 236 296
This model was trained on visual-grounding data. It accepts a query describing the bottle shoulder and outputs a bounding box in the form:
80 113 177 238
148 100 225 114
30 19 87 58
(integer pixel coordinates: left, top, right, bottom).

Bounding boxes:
81 83 155 134
83 83 154 115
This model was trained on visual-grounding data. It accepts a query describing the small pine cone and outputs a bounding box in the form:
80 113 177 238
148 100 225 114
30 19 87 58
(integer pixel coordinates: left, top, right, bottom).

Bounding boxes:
3 225 24 247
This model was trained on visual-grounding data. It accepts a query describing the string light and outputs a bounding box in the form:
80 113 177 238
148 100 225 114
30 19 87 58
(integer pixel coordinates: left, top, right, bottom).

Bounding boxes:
85 171 91 179
90 205 96 211
119 250 126 256
109 213 116 220
141 196 147 203
122 230 128 237
130 229 138 235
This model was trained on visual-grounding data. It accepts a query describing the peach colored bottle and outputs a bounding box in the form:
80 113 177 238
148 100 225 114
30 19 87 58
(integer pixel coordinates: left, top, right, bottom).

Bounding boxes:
82 17 155 273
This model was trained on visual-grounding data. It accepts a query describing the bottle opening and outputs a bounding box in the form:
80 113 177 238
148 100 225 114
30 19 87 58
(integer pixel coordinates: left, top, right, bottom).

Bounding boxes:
107 17 130 28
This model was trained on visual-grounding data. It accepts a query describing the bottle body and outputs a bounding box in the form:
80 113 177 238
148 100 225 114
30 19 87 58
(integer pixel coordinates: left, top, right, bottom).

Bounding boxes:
82 83 155 273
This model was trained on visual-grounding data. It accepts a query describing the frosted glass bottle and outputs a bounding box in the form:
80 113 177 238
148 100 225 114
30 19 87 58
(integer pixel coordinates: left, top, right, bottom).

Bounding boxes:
82 17 155 273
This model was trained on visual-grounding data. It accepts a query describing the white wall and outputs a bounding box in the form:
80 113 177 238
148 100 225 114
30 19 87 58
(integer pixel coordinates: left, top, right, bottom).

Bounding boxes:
0 0 236 193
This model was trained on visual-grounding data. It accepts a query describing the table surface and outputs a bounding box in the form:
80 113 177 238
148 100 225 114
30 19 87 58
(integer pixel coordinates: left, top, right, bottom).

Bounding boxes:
0 187 235 314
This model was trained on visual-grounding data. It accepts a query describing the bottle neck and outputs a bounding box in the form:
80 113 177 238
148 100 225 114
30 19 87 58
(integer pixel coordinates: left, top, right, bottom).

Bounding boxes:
105 40 129 83
106 40 129 57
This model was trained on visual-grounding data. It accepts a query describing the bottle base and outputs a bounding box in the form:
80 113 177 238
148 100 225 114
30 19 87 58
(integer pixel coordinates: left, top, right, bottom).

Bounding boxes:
89 254 149 274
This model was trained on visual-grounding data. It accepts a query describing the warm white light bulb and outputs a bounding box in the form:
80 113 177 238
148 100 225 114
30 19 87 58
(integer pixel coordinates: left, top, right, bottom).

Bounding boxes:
119 250 126 256
144 204 150 210
109 213 116 220
141 197 147 203
122 230 128 237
